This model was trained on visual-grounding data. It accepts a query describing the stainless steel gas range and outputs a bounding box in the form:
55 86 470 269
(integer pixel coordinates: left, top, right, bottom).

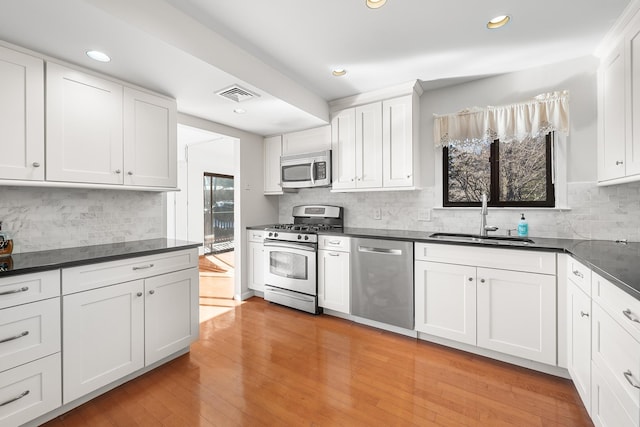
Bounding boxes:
262 205 343 314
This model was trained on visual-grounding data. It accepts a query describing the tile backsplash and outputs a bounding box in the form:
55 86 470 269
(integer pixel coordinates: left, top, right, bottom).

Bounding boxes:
279 181 640 242
0 187 164 253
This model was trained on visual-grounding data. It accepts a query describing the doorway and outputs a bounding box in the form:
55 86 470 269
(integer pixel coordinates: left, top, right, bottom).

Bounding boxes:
203 172 234 255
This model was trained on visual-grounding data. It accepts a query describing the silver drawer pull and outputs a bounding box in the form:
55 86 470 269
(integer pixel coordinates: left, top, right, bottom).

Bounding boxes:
328 240 341 245
328 252 340 257
572 270 584 279
0 390 30 407
0 286 29 296
0 330 29 344
623 370 640 389
132 264 154 270
623 309 640 324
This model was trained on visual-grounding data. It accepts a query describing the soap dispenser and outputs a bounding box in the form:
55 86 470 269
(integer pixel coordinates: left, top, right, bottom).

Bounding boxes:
517 213 528 237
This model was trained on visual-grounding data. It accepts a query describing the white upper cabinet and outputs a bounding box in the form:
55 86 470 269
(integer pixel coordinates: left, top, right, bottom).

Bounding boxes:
330 86 420 192
46 62 124 185
123 87 177 188
598 8 640 184
263 135 283 194
383 95 416 188
282 125 331 155
0 45 44 181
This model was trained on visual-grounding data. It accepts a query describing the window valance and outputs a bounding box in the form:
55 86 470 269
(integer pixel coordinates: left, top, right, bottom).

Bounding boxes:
433 91 570 147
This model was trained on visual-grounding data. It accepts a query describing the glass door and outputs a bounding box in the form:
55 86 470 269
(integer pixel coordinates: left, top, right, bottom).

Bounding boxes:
203 173 234 254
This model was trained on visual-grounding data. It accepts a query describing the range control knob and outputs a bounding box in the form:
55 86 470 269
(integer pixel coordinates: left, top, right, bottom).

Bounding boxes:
268 232 273 237
274 232 278 238
304 235 309 241
297 235 302 240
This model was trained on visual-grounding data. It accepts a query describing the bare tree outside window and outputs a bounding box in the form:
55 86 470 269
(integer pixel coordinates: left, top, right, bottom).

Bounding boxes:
444 133 554 207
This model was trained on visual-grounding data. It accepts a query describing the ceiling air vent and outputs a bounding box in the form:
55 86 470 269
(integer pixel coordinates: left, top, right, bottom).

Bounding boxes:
216 84 260 103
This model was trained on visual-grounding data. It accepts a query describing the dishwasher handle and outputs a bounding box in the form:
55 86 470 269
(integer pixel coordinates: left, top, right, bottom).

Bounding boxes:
358 246 403 255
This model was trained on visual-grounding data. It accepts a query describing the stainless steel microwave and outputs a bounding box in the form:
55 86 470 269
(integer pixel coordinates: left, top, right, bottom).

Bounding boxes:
280 150 331 189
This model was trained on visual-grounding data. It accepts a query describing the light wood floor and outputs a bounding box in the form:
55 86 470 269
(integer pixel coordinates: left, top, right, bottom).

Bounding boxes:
43 298 592 426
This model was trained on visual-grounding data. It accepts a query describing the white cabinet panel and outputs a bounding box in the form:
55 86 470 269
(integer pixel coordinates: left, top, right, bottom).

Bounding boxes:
0 270 59 309
0 354 61 427
415 261 476 345
318 249 350 314
591 364 637 427
599 42 626 181
145 268 199 365
0 45 44 181
0 298 60 372
248 239 265 292
264 135 283 194
356 102 383 188
46 62 124 184
123 87 177 188
627 12 640 177
282 126 330 155
63 280 145 404
383 95 414 188
476 267 556 365
567 280 592 413
331 108 357 190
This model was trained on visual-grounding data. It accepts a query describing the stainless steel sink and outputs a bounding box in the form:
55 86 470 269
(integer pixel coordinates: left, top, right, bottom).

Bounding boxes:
429 232 535 246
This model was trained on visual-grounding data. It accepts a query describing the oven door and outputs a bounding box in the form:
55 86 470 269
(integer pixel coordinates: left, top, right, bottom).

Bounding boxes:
263 240 317 295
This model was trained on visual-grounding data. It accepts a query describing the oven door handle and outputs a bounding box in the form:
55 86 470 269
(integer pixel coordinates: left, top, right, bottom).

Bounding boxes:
264 240 316 252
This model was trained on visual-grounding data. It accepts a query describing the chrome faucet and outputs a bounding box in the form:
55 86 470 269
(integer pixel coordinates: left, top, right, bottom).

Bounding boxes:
479 193 499 237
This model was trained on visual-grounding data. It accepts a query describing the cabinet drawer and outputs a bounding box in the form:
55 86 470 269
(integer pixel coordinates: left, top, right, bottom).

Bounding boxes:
0 353 61 427
592 303 640 422
415 243 556 275
0 298 60 372
62 248 198 294
247 229 265 243
567 256 591 296
318 235 350 252
593 271 640 343
0 270 60 309
592 362 638 427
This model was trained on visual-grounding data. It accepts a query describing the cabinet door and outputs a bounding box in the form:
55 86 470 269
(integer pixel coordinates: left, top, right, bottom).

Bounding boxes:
627 13 640 177
382 95 414 188
145 268 199 365
264 135 283 194
248 240 265 291
591 363 638 427
331 108 357 190
282 125 331 155
355 102 383 188
0 45 44 181
415 261 476 345
598 42 626 181
63 280 144 404
477 268 556 365
318 250 350 314
46 62 124 184
567 281 592 413
123 87 177 187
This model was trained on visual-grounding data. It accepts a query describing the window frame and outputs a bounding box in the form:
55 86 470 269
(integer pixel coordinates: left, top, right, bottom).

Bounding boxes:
442 133 555 208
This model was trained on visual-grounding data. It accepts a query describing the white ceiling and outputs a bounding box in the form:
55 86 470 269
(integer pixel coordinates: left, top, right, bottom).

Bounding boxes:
0 0 632 137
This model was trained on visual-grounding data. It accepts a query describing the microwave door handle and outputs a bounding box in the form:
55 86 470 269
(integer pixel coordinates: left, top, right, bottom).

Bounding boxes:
310 160 315 185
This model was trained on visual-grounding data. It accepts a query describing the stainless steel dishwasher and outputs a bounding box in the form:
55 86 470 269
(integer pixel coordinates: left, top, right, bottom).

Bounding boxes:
351 238 414 329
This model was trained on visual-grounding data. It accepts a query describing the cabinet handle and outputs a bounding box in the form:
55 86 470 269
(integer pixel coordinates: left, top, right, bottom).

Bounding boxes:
329 240 341 245
580 311 589 318
32 162 41 168
128 171 133 175
0 330 29 344
328 252 340 256
468 277 473 282
149 290 155 295
480 278 486 283
0 286 29 296
136 292 143 297
623 370 640 389
0 390 30 407
115 169 122 174
623 309 640 323
132 264 154 270
572 270 584 279
616 160 624 165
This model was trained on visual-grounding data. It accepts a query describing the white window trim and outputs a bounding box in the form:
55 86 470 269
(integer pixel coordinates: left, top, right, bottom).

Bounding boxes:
434 133 568 209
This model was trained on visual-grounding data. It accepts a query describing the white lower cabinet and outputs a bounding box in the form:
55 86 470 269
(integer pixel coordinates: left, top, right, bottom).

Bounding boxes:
415 243 557 366
247 230 265 292
62 249 199 404
318 250 350 314
567 280 592 413
0 353 61 427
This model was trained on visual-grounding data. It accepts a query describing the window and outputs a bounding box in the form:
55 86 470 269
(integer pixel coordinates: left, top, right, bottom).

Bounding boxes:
443 133 555 207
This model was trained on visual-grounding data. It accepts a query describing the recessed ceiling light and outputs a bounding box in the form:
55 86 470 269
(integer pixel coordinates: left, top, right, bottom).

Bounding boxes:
86 50 111 62
234 108 246 114
487 15 510 29
332 68 347 77
366 0 387 9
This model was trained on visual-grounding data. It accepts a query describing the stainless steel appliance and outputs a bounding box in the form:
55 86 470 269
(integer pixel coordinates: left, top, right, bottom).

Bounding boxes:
280 150 331 189
351 238 414 329
263 205 343 314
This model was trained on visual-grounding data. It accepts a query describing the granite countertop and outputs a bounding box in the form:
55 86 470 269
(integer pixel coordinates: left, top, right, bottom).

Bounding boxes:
317 227 640 301
0 238 201 277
